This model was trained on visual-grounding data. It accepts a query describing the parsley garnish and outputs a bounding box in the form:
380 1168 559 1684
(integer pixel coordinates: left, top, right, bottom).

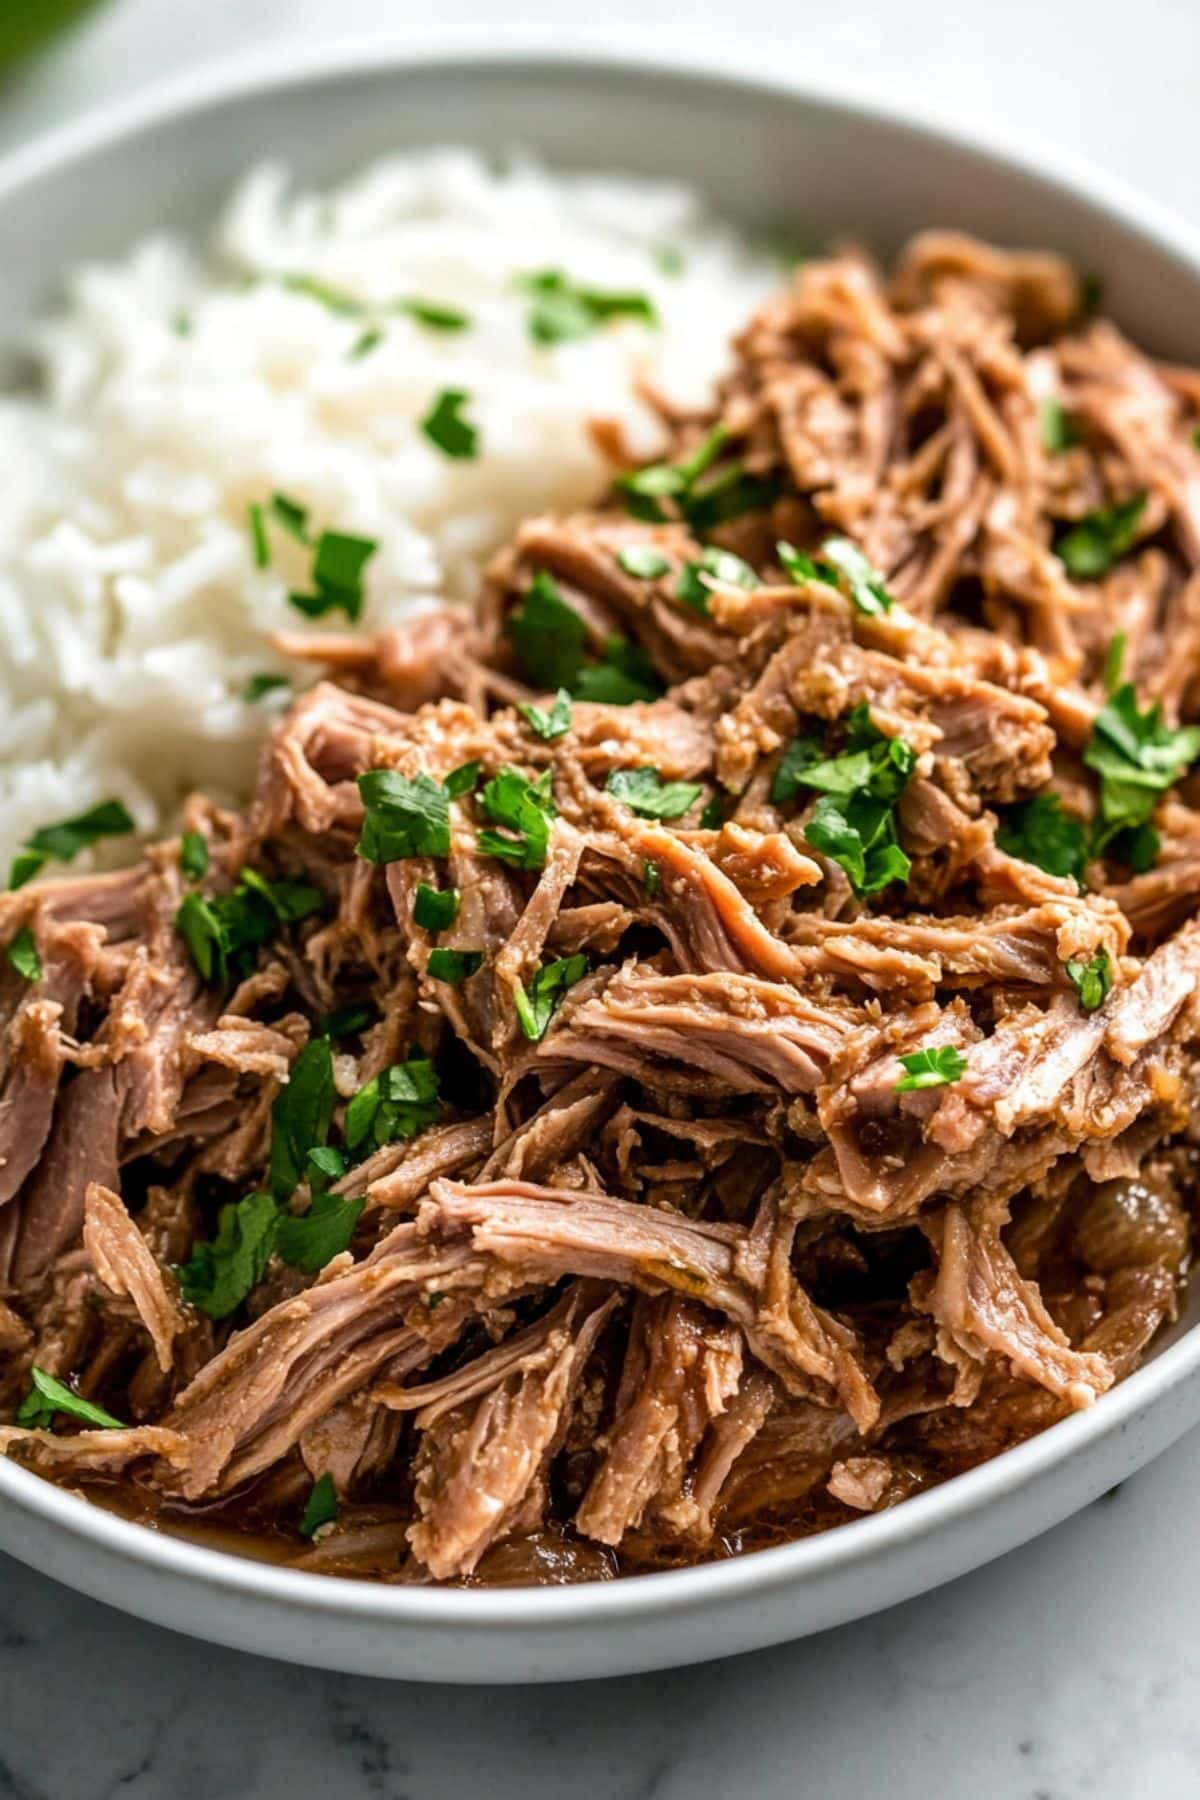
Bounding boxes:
676 547 758 614
571 635 660 704
776 540 837 587
615 422 776 531
819 537 894 616
268 1038 336 1202
7 925 41 983
270 492 310 542
617 545 672 580
1057 495 1146 578
11 799 135 888
508 572 660 704
176 867 323 984
477 766 557 869
413 883 460 932
179 1191 279 1321
995 794 1089 885
427 947 484 985
357 770 451 864
518 689 572 741
318 1003 374 1038
643 860 661 895
179 831 209 881
698 795 725 831
349 327 383 361
395 298 470 333
243 672 290 703
276 1189 363 1275
772 705 914 896
1065 948 1113 1013
290 530 377 621
607 767 703 820
1103 632 1126 695
513 954 588 1041
299 1472 338 1540
894 1045 967 1092
1083 683 1200 855
421 388 478 460
249 501 269 568
517 269 658 345
445 761 480 799
281 273 363 315
1039 399 1078 454
345 1057 440 1155
17 1367 124 1432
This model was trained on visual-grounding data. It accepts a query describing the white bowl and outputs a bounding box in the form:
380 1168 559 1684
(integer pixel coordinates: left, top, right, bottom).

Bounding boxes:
1 43 1199 1685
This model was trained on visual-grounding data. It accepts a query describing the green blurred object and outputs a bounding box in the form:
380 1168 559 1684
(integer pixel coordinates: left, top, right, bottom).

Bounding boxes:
0 0 103 71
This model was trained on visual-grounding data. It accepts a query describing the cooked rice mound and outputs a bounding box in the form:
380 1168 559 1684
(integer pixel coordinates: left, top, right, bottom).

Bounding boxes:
2 229 1199 1586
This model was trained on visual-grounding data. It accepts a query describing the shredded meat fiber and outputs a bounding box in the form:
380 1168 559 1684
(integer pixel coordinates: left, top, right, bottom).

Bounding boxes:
2 231 1200 1587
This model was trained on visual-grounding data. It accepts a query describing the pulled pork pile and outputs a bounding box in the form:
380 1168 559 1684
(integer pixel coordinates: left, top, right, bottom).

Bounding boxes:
2 230 1199 1586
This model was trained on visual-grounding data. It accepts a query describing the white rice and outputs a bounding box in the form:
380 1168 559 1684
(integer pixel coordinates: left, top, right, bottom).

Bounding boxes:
0 149 773 874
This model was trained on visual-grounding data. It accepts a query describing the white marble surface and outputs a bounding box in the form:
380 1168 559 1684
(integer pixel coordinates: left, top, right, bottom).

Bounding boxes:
3 3 1200 1794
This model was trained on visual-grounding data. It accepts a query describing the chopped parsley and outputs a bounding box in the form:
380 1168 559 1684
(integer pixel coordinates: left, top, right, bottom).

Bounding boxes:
1039 398 1078 455
270 492 310 543
698 795 725 831
421 388 478 460
772 705 915 896
1065 948 1113 1013
243 673 290 704
290 530 377 622
345 1056 440 1155
513 954 588 1041
444 760 481 799
395 298 470 333
607 766 703 821
676 546 758 614
517 269 658 345
299 1472 339 1540
1083 682 1200 857
518 689 573 741
819 537 894 616
995 794 1089 885
16 1367 124 1432
176 867 324 984
477 766 557 870
248 501 269 568
6 925 41 983
267 1038 337 1202
1057 495 1146 578
426 947 484 985
11 799 135 887
179 1191 279 1321
508 572 660 704
179 831 209 881
413 883 460 932
349 327 383 361
894 1045 967 1092
281 273 364 315
617 545 672 580
1103 631 1126 695
357 770 451 864
643 860 662 895
776 540 837 587
318 1003 374 1039
276 1189 364 1275
615 421 776 531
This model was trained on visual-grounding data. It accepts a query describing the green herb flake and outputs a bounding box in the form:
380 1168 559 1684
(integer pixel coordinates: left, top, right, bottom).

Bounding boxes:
606 766 703 821
276 1190 364 1276
6 924 41 983
477 766 558 870
513 954 588 1042
1039 398 1078 455
517 689 573 742
282 273 365 316
1084 682 1200 852
413 883 461 933
299 1471 339 1540
1103 631 1127 695
995 794 1090 885
357 770 451 864
175 867 324 985
421 388 478 460
248 501 270 568
19 800 135 873
16 1367 124 1432
9 851 45 890
345 1056 440 1155
179 831 209 882
395 298 471 333
1193 425 1200 450
894 1045 967 1093
617 544 672 580
290 529 377 622
1065 948 1113 1014
517 269 658 346
268 1037 336 1202
776 540 838 588
243 672 290 703
509 570 587 691
270 492 310 544
819 537 894 616
349 326 383 361
444 760 481 800
676 546 758 614
426 947 484 985
1057 495 1146 579
643 860 661 896
318 1003 374 1039
772 705 915 897
179 1191 279 1321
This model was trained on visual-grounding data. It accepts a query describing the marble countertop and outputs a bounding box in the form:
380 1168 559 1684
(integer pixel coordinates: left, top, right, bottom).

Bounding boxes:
3 3 1200 1794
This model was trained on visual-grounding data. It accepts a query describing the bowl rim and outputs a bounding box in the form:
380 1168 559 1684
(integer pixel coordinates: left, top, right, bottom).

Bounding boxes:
2 33 1200 1631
